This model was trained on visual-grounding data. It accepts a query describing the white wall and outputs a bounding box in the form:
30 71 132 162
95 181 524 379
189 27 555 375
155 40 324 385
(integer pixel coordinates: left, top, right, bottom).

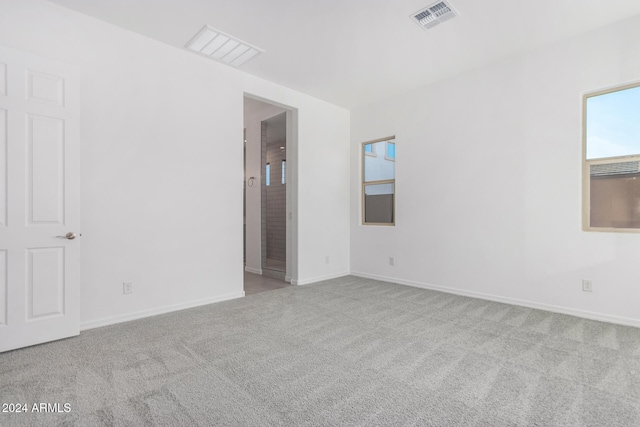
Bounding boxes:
351 14 640 326
0 0 350 328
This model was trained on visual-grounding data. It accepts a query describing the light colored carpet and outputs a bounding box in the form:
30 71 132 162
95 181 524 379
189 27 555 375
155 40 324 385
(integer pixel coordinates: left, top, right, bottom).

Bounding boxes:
1 275 640 426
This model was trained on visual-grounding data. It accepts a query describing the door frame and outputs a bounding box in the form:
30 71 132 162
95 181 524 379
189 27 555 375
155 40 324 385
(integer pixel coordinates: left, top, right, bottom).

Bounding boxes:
243 93 298 284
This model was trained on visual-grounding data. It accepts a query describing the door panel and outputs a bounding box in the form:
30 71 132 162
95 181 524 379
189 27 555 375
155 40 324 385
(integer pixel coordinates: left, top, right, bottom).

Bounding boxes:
27 70 65 107
0 62 6 96
28 247 65 319
0 45 79 353
28 114 65 224
0 107 6 227
0 250 6 326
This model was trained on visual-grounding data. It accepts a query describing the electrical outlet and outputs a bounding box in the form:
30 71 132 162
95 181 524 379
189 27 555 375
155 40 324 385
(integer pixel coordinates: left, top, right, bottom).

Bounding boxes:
389 257 395 266
123 282 133 294
582 279 593 293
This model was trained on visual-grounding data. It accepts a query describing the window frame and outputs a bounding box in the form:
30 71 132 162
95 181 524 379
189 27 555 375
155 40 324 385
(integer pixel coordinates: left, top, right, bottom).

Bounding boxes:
385 141 395 161
582 81 640 233
364 143 376 157
362 136 396 226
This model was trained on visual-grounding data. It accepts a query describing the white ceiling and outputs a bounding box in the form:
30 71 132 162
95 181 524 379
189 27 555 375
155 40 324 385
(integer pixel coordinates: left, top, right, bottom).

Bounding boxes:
47 0 640 109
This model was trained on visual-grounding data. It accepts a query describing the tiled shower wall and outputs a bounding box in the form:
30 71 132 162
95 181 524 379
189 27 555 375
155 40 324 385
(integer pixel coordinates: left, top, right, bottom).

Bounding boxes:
265 138 286 262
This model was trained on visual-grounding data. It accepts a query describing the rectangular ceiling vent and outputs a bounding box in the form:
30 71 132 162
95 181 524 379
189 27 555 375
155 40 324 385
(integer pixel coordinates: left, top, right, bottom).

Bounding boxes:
185 25 264 68
411 1 459 30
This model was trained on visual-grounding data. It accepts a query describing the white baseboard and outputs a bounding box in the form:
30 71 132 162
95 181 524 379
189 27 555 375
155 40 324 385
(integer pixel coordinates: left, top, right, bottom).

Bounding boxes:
80 292 244 331
350 271 640 328
293 271 350 286
244 267 262 275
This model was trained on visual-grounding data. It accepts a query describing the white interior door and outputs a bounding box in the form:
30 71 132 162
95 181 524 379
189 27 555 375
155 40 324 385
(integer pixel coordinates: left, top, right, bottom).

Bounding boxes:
0 45 80 353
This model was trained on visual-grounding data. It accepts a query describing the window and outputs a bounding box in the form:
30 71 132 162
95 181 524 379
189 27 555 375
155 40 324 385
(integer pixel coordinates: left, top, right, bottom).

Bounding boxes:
364 143 375 156
362 136 395 225
266 163 270 186
385 142 395 160
282 160 286 184
583 82 640 231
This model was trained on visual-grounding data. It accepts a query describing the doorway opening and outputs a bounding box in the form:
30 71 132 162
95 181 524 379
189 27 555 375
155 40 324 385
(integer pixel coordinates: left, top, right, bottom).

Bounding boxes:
242 95 297 294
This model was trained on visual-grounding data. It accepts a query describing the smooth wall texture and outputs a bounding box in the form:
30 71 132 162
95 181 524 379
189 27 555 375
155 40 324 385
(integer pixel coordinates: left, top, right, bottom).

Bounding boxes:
0 0 350 328
351 14 640 326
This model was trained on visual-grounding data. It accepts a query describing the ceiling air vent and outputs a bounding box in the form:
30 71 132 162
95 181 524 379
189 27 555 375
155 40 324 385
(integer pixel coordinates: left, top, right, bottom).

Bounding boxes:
411 1 459 30
185 25 264 68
